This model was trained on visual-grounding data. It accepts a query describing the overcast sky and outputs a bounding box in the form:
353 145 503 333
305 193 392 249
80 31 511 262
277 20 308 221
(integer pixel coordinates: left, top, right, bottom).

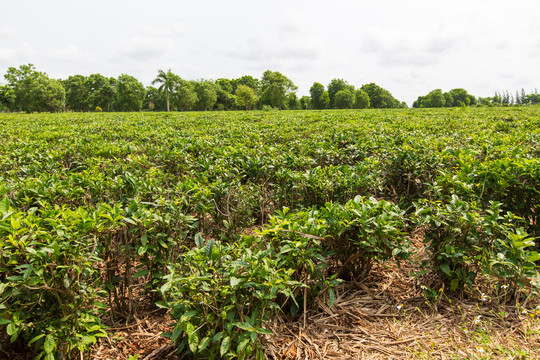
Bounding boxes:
1 0 539 105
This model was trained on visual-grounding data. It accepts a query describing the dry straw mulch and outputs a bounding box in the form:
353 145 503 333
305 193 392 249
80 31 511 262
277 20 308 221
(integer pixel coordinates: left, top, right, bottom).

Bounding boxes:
89 258 539 360
263 260 540 360
6 248 539 360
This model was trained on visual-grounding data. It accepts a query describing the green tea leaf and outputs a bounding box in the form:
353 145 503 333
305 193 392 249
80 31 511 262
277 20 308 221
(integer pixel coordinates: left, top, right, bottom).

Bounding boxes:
137 245 148 255
255 327 272 335
233 322 254 331
80 335 96 346
6 323 17 336
171 325 183 343
230 276 241 288
0 198 9 214
204 238 214 257
440 264 451 276
133 269 149 278
198 336 211 351
220 336 231 357
329 288 336 308
44 334 56 354
237 338 251 353
194 232 205 249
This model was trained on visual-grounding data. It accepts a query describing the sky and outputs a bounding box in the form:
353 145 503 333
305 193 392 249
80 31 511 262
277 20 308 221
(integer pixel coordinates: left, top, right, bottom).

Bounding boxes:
1 0 539 106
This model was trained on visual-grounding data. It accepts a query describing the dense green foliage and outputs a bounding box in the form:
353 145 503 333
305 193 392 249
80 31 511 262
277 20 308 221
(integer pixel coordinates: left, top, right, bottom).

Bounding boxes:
1 64 411 113
413 88 480 108
0 107 539 359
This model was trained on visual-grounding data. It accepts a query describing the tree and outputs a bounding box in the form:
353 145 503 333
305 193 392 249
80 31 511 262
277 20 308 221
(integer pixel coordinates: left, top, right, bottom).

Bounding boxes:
443 93 454 107
413 89 445 108
152 69 176 112
63 75 89 112
116 74 145 111
327 79 355 108
4 64 41 111
299 96 311 110
194 80 218 111
0 85 15 111
235 84 258 110
84 74 117 111
172 79 197 111
215 79 236 110
427 89 445 107
28 76 65 112
445 88 476 107
287 93 300 110
333 89 354 109
259 70 297 110
234 75 259 93
353 89 370 109
309 82 329 109
4 64 65 112
360 83 401 108
143 86 166 111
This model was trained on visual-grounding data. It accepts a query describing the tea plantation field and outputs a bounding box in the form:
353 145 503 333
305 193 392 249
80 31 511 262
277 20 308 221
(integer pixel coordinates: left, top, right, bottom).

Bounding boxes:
1 108 539 359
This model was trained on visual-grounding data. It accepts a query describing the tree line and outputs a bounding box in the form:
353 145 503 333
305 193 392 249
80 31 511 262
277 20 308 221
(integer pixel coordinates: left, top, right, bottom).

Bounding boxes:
0 64 408 113
1 64 537 113
413 88 540 108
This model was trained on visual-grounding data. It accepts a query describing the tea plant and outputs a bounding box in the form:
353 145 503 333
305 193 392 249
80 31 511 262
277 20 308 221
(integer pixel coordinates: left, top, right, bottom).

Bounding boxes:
161 234 302 359
0 198 107 359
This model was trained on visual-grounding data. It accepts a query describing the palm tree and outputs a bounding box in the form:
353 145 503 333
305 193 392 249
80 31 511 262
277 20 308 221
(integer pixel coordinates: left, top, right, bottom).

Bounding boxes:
152 69 175 112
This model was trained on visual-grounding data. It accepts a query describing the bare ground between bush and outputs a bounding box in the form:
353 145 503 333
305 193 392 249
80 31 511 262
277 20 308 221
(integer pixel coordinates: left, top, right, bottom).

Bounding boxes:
89 239 539 360
5 243 538 360
87 260 539 360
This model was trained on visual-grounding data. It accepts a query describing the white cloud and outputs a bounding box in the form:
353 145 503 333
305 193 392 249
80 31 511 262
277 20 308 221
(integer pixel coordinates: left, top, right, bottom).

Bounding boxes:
359 31 458 68
0 27 16 38
117 36 174 61
226 18 323 73
49 45 85 62
0 48 17 65
0 44 37 68
139 22 186 38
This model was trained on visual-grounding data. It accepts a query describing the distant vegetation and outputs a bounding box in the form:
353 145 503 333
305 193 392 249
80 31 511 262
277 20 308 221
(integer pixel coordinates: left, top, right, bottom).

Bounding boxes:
8 63 539 113
413 88 540 108
1 64 538 114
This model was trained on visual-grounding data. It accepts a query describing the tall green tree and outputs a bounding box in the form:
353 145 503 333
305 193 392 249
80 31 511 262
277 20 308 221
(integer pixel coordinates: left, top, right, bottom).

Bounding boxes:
194 80 218 111
327 79 355 108
333 89 354 109
413 89 446 108
234 75 259 93
63 75 89 112
28 76 66 112
116 74 145 111
215 79 236 110
152 69 175 112
84 74 117 111
259 70 297 110
299 96 311 110
309 82 329 109
172 79 198 111
143 86 166 111
0 85 15 111
353 89 370 109
360 83 401 108
445 88 476 107
4 64 65 112
235 84 258 110
4 64 40 111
